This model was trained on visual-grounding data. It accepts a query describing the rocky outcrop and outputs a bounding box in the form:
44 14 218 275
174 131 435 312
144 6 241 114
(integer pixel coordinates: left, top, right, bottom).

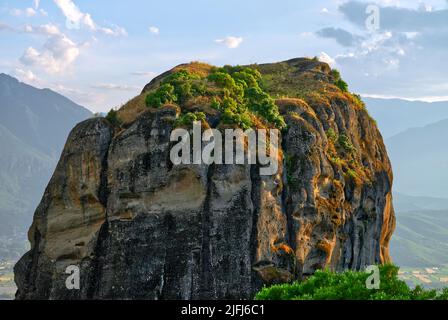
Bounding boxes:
15 58 395 299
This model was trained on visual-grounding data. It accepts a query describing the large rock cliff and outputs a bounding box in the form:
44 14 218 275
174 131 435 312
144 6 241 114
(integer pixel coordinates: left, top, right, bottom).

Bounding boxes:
15 58 395 299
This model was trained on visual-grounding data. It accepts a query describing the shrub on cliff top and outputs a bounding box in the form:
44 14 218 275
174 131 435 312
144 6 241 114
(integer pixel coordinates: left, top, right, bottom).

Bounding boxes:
255 264 448 300
105 109 122 127
145 83 177 108
332 69 349 92
145 66 286 130
208 66 286 129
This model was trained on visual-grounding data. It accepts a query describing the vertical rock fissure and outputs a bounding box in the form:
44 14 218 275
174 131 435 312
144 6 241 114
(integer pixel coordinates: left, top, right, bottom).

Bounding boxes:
85 220 109 299
199 164 215 299
249 164 262 293
98 133 112 208
281 137 296 247
281 138 299 279
85 124 112 299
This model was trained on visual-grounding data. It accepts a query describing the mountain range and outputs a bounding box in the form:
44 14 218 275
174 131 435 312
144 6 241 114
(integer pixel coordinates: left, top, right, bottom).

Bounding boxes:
385 119 448 199
390 193 448 268
366 97 448 268
364 98 448 139
0 73 91 259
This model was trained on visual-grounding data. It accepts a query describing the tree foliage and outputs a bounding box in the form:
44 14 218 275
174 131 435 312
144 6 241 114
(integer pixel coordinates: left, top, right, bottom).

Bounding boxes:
255 264 448 300
145 83 177 108
207 66 286 129
145 66 286 130
332 69 349 92
175 111 206 127
105 109 122 127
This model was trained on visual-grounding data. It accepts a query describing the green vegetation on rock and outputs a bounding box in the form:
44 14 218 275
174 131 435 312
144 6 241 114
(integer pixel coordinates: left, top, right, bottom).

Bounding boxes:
105 109 122 127
144 66 286 130
175 111 206 127
332 69 349 92
337 134 356 155
325 128 366 184
255 264 448 300
145 83 177 108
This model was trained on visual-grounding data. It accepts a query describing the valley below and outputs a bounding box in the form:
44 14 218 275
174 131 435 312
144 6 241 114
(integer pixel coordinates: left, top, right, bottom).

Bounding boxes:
0 260 15 300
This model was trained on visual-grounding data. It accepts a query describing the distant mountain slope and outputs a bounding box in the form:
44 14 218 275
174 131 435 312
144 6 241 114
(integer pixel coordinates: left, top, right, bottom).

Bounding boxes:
0 73 91 157
393 192 448 212
390 193 448 268
0 74 91 259
386 119 448 199
390 208 448 268
364 98 448 139
365 98 448 268
0 124 52 233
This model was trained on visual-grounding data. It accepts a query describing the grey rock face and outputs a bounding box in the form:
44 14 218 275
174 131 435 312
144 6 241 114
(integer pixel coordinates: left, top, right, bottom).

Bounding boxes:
15 81 395 300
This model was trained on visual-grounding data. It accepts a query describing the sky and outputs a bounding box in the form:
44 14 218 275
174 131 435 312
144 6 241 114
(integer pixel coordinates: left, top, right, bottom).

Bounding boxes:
0 0 447 112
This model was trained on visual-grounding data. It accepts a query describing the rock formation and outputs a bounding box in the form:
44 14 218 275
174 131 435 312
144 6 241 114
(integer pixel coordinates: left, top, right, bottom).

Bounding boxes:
15 58 395 299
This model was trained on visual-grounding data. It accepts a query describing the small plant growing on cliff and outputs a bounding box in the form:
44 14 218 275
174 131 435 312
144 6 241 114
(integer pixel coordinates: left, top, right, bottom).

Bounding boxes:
326 128 338 142
255 264 448 300
105 109 122 127
345 168 358 181
352 93 365 108
332 69 349 92
337 134 355 154
175 111 206 127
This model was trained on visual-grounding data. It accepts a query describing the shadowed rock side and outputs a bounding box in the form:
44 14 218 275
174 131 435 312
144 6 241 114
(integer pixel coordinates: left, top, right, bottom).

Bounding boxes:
15 59 395 300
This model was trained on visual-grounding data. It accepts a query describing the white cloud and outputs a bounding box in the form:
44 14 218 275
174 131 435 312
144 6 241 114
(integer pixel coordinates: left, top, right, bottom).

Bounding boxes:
131 71 157 77
91 83 140 91
25 23 62 36
318 52 336 66
321 7 330 13
53 0 127 36
299 32 314 37
360 93 448 103
418 2 433 12
403 32 420 39
25 7 37 16
99 25 128 36
54 0 92 29
14 68 39 83
0 23 13 32
215 36 243 49
10 7 37 17
149 26 159 35
34 0 41 9
0 21 85 74
1 22 61 36
20 34 80 73
360 31 393 53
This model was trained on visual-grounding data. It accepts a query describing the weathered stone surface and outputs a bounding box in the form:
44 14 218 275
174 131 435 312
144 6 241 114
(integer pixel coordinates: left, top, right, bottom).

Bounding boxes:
15 59 395 300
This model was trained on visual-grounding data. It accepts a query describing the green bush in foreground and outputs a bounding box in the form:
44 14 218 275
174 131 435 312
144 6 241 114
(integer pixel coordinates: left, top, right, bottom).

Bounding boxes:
255 264 448 300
